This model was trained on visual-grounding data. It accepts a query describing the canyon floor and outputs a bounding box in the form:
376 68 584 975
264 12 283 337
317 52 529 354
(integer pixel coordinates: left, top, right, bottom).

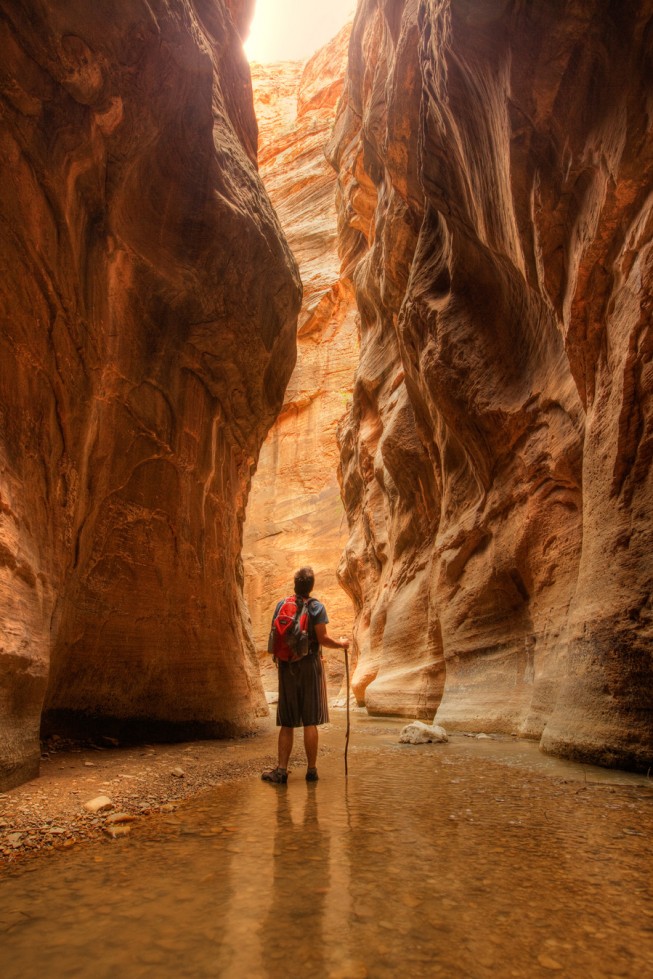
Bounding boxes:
1 711 652 977
1 709 651 870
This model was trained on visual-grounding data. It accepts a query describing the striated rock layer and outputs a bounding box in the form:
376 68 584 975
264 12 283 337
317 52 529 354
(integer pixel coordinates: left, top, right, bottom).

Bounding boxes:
330 0 653 768
244 24 357 688
0 0 301 789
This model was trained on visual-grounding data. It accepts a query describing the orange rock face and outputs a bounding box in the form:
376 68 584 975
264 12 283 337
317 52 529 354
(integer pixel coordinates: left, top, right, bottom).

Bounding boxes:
0 0 300 789
331 0 653 768
243 24 357 686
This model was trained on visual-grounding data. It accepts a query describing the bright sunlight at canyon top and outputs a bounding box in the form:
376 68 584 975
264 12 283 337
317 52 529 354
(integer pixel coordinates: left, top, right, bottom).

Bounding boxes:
244 0 355 62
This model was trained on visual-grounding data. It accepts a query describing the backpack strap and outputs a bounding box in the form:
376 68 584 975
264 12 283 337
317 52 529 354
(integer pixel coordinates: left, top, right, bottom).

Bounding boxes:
292 594 305 623
271 599 284 628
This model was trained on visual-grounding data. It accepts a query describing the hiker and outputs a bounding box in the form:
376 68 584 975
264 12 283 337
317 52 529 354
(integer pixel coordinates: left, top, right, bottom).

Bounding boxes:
262 566 350 784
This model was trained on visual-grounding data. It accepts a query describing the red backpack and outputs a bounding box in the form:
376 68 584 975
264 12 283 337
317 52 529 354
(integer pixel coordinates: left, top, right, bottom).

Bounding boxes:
268 595 310 662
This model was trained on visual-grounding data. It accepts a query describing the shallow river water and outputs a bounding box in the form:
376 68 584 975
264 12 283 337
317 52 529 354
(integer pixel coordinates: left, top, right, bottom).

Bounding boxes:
1 715 652 978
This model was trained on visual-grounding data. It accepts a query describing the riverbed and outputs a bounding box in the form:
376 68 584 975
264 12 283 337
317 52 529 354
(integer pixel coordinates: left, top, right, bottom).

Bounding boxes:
1 714 652 978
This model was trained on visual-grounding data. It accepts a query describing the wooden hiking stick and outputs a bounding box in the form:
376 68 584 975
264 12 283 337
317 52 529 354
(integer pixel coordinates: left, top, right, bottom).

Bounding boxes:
344 646 350 778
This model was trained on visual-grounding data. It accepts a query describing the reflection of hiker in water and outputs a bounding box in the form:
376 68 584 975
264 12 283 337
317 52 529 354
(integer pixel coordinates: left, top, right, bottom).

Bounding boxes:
262 566 350 784
260 786 330 977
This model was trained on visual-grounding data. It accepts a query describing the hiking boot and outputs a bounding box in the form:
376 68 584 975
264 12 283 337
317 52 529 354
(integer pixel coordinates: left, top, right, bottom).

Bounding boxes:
261 767 287 784
305 767 319 782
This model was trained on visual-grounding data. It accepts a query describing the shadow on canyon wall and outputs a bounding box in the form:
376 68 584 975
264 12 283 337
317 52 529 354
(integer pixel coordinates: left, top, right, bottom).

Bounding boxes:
0 0 300 789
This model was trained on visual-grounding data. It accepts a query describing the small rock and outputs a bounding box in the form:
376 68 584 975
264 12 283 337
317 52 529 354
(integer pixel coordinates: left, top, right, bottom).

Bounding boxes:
402 894 421 909
171 767 185 778
103 824 132 839
84 761 96 767
399 721 448 745
105 813 137 825
330 692 356 709
537 955 563 971
83 795 114 814
328 962 368 979
476 733 492 740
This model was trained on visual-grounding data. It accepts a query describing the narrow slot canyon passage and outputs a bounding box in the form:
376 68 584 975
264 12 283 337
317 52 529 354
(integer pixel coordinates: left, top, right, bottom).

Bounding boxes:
1 1 653 977
241 19 358 698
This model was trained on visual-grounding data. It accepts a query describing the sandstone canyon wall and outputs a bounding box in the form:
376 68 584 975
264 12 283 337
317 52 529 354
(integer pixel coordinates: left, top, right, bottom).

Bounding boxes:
0 0 301 789
331 0 653 768
243 25 358 688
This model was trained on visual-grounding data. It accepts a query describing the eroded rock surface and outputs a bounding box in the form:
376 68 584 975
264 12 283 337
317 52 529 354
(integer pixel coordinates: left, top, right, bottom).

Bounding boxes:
243 24 357 687
0 0 301 789
331 0 653 767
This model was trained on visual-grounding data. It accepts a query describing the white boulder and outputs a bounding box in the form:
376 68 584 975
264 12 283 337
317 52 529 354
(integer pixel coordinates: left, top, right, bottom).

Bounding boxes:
399 721 448 745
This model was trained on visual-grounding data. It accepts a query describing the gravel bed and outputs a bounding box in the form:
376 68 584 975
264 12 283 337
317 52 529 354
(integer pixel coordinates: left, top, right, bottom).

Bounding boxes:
0 710 352 871
0 728 280 870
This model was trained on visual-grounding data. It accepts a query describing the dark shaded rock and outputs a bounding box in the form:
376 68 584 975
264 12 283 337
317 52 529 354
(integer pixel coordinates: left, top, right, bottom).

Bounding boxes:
0 0 301 789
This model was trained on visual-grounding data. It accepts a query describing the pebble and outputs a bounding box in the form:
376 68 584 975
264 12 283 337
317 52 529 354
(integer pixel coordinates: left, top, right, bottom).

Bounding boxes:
171 768 185 778
105 813 137 825
402 894 421 909
83 795 114 814
537 955 563 971
103 824 132 839
328 962 368 979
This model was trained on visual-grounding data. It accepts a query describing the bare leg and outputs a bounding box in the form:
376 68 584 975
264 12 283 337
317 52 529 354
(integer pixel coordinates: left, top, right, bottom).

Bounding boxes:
304 725 318 768
278 726 294 769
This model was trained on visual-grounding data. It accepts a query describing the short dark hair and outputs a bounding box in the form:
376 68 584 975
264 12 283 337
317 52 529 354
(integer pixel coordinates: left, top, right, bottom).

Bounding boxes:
294 566 315 598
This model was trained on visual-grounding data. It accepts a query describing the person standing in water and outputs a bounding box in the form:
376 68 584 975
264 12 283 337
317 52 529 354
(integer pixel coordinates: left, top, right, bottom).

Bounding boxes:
262 566 350 784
